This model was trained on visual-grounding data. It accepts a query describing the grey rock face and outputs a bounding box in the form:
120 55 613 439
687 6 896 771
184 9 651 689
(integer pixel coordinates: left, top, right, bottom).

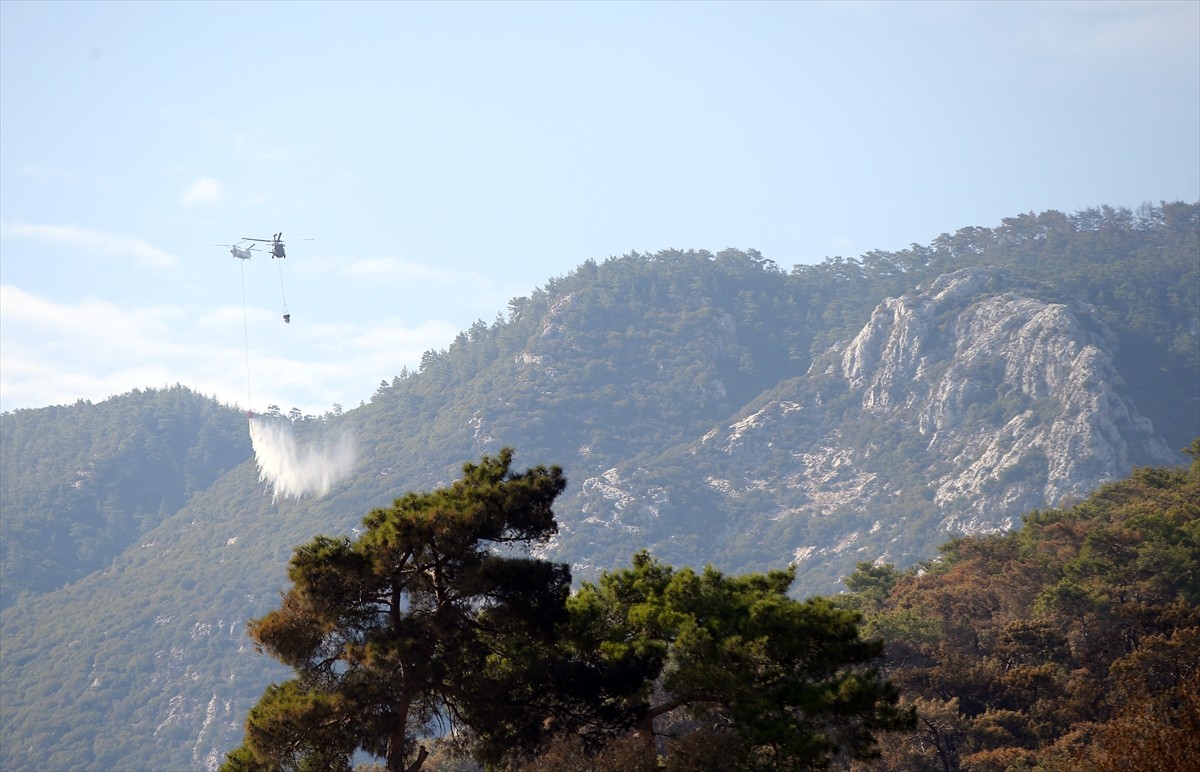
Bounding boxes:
564 268 1179 585
835 269 1175 526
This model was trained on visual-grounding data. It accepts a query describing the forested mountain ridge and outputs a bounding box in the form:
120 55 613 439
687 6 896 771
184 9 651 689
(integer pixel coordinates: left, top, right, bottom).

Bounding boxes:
0 385 250 608
557 265 1181 591
0 202 1196 771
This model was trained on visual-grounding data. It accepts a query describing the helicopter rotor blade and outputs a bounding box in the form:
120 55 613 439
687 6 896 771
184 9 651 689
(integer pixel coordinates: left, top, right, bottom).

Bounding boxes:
239 236 315 243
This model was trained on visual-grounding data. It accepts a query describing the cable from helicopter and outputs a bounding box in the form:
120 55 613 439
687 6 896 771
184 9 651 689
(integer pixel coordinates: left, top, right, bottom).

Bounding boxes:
241 233 313 324
242 255 253 415
216 240 257 415
277 255 290 324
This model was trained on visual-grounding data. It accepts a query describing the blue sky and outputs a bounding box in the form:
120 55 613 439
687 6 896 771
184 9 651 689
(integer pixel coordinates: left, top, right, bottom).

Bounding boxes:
2 0 1197 416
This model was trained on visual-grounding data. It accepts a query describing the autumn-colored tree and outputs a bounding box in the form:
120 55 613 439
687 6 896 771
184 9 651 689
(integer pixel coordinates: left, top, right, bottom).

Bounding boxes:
1057 627 1200 770
846 447 1200 770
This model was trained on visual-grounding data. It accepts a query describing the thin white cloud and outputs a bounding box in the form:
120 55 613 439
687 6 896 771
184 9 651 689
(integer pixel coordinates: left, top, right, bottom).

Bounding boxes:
1017 1 1198 66
181 176 224 206
334 256 522 322
341 256 494 288
195 304 258 329
14 162 72 181
232 131 300 163
0 285 195 410
0 284 465 416
0 221 179 269
826 236 854 254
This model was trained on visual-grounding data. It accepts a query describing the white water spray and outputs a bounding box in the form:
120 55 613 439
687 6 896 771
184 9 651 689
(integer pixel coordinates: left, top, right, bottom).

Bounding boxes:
249 415 356 500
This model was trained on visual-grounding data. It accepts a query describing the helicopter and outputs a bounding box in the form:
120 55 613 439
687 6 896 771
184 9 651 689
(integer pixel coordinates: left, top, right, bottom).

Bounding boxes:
216 241 256 260
241 232 313 260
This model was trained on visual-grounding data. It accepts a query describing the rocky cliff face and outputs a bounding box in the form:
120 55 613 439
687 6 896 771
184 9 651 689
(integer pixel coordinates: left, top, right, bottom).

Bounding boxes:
844 269 1174 517
561 268 1180 588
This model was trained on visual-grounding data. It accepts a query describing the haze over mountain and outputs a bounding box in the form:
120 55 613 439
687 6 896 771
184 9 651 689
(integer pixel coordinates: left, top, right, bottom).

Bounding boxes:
1 203 1197 771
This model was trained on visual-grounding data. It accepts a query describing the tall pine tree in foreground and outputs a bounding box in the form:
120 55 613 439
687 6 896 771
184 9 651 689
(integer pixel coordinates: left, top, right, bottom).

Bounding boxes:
222 449 569 772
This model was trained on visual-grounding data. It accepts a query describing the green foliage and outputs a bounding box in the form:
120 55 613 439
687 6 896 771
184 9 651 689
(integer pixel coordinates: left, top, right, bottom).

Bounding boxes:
224 494 915 772
222 449 570 772
560 551 914 770
0 385 251 608
841 562 901 613
358 248 808 484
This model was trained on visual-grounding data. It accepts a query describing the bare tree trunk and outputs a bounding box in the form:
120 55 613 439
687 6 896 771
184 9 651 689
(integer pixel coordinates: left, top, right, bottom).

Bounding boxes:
386 725 408 772
387 700 420 772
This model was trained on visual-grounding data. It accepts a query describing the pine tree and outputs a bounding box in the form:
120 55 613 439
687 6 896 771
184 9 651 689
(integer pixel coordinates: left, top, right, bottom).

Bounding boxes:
222 449 569 772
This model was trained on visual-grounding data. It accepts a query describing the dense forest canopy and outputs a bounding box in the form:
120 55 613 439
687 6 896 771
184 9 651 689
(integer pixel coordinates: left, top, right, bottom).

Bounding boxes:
367 202 1196 474
0 385 250 608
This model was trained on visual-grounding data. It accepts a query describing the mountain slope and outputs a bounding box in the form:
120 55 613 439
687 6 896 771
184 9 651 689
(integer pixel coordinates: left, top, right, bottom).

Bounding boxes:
0 385 251 609
552 267 1179 591
0 203 1195 771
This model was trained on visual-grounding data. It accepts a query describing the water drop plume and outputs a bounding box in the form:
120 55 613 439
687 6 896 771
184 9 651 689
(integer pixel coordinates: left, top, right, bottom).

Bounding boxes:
249 415 356 500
